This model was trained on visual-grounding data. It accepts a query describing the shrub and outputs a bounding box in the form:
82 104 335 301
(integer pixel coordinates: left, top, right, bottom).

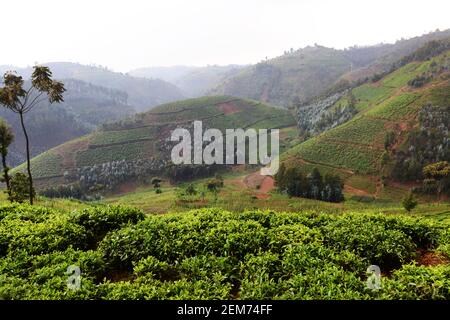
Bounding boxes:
70 205 145 243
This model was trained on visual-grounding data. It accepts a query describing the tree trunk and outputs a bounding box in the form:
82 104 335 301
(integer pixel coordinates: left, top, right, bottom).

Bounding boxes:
1 152 11 198
19 112 33 205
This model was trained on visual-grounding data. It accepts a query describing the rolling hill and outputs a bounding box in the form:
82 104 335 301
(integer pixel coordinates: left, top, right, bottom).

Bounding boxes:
0 79 136 167
210 29 450 107
128 65 245 97
0 62 185 111
14 96 296 190
283 45 450 199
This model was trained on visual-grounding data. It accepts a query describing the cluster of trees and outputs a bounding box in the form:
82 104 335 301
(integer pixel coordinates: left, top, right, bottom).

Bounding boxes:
0 66 65 204
74 159 166 191
39 183 99 201
296 90 358 137
275 165 344 203
176 175 224 203
419 161 450 197
391 104 449 182
393 39 450 70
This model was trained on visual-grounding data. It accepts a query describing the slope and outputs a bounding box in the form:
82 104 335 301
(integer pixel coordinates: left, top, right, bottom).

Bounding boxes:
128 65 245 97
0 62 185 111
14 96 296 190
0 79 136 167
211 29 450 107
283 48 450 198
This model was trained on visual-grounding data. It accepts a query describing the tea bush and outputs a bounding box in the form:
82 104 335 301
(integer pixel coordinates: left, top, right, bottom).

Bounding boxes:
0 204 449 300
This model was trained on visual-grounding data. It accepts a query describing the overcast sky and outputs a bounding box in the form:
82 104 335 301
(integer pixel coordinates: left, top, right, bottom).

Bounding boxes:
1 0 449 72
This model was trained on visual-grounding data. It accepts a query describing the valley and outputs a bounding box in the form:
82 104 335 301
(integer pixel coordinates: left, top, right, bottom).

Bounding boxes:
1 23 449 301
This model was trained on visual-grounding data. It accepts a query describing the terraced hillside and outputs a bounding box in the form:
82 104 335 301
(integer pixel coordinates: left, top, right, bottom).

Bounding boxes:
13 96 296 190
284 48 450 198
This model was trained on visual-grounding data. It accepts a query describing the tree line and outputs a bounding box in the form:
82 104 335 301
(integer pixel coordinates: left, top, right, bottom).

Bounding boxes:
275 164 344 203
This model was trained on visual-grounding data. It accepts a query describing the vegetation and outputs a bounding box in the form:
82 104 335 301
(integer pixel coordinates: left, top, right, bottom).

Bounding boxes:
0 66 65 204
402 192 418 212
8 173 35 203
0 119 14 197
20 96 295 195
275 165 344 203
421 161 450 197
0 203 449 299
212 31 450 107
286 48 450 184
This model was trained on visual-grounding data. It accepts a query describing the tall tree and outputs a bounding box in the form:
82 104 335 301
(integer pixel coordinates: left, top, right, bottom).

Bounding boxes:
0 118 14 198
0 67 65 204
423 161 450 198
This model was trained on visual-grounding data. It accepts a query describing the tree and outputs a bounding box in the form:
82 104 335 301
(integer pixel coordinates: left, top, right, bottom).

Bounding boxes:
185 183 197 196
0 119 14 198
205 178 223 202
308 168 323 199
423 161 450 198
402 192 418 212
9 172 35 203
0 67 65 204
322 173 344 202
151 177 163 194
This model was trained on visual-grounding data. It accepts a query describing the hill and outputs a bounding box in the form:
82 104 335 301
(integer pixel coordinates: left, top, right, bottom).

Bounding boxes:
283 45 450 199
210 29 450 107
128 65 245 97
0 62 185 111
13 96 296 191
0 79 136 167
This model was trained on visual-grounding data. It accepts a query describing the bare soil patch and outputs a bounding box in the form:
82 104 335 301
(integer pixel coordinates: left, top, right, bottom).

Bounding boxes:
416 250 450 267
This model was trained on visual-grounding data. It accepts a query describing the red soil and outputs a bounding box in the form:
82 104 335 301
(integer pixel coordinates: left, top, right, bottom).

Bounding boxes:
218 102 240 115
416 250 450 267
344 185 371 197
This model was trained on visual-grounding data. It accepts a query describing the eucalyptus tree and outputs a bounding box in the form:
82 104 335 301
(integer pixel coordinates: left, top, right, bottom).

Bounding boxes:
0 66 65 204
0 118 14 197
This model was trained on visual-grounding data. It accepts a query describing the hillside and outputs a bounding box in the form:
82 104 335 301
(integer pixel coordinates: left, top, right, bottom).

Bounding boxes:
14 96 296 190
211 29 450 107
128 65 245 97
0 79 136 167
283 47 450 198
0 62 185 111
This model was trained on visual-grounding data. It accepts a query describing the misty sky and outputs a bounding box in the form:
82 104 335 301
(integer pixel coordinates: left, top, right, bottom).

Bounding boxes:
1 0 449 72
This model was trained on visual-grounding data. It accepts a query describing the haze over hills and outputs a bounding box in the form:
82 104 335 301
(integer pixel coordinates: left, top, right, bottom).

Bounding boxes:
3 30 450 202
210 29 450 107
128 65 245 97
0 62 185 111
0 79 136 166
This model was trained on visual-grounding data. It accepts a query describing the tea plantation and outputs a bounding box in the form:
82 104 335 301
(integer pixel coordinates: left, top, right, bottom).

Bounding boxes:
1 203 449 300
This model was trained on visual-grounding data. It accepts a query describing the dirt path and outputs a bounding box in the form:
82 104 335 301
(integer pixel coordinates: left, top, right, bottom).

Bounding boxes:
227 171 276 200
344 185 372 197
56 138 90 170
292 157 355 175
